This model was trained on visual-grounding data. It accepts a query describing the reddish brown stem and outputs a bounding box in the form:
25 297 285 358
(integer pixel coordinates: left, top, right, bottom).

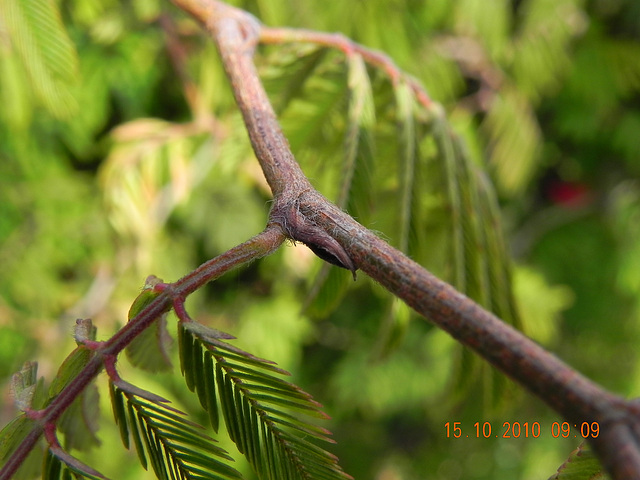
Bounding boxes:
169 1 640 478
3 1 639 479
0 228 284 480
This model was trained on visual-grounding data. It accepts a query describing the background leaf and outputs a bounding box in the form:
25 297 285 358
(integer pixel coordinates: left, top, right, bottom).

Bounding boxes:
1 1 640 479
549 443 609 480
0 0 79 118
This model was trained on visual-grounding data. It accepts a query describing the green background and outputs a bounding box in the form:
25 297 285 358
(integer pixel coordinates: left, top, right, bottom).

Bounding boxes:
1 0 640 478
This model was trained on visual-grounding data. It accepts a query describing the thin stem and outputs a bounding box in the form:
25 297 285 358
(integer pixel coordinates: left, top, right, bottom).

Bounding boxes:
0 228 285 480
172 225 285 296
259 27 434 109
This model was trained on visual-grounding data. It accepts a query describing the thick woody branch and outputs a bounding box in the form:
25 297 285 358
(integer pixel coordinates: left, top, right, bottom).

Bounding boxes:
170 1 640 479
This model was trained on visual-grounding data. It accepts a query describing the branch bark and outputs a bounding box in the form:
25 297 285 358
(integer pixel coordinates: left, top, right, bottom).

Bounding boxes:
171 1 640 478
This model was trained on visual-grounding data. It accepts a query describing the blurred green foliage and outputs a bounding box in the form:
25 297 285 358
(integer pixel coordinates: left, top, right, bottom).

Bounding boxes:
1 0 640 479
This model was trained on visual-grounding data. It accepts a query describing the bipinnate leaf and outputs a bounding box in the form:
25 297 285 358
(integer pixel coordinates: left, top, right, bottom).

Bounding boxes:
108 379 242 480
1 0 79 118
549 443 609 480
431 112 520 406
178 321 353 480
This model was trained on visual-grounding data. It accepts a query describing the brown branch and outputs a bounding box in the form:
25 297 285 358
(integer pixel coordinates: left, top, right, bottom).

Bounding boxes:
170 1 640 479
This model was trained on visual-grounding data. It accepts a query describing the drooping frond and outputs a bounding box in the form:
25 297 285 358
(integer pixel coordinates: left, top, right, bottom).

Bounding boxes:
340 53 376 221
394 80 418 254
261 43 520 359
272 48 349 157
178 321 352 480
108 378 243 480
431 113 520 406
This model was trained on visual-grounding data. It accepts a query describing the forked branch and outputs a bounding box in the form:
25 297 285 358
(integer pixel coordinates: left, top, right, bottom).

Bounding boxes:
171 1 640 478
3 1 639 479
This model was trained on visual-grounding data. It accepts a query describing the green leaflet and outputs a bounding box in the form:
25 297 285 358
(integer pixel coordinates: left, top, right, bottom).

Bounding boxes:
48 325 101 452
548 443 609 480
178 321 352 480
125 276 172 373
0 415 41 480
108 379 242 480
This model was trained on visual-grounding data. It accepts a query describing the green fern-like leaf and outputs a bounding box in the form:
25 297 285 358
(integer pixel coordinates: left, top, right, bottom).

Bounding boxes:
340 53 376 222
511 0 582 102
483 86 541 195
178 321 352 480
431 112 521 406
261 44 328 114
394 80 418 254
1 0 79 118
109 378 242 480
262 42 520 350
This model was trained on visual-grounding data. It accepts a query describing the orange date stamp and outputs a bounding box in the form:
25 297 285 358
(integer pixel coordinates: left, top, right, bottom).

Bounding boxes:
444 421 600 439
